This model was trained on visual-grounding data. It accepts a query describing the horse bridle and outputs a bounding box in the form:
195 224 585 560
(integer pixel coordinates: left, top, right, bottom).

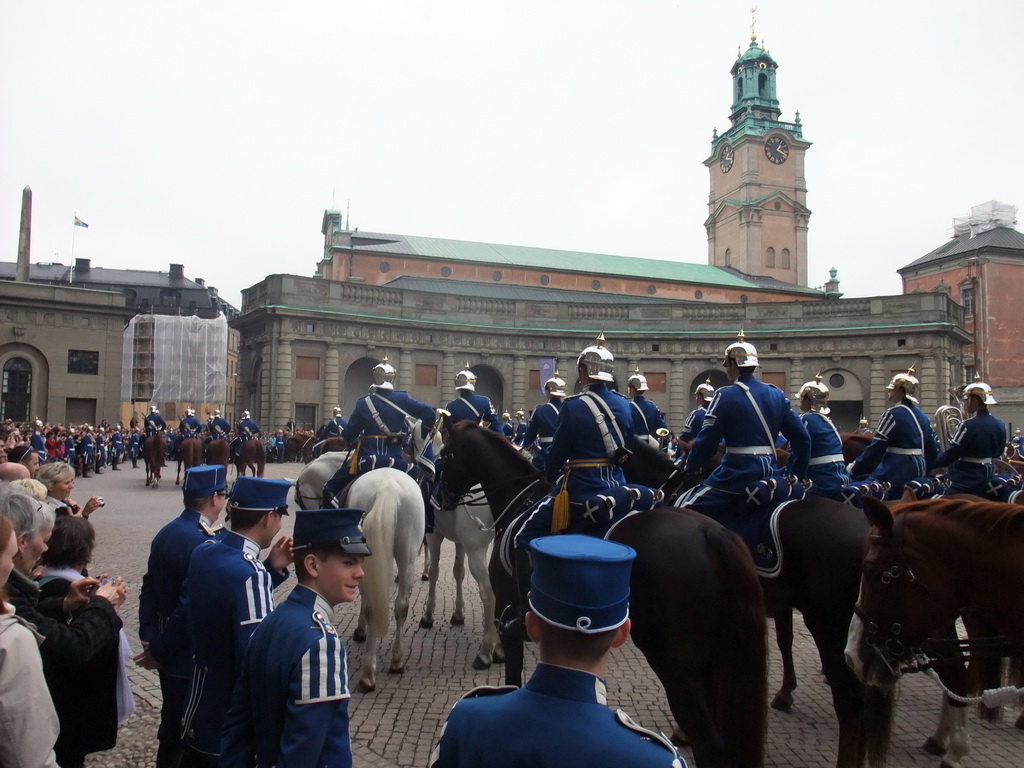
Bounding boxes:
438 446 547 531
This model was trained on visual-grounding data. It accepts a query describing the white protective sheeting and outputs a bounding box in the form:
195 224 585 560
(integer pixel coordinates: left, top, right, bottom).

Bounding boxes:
121 314 227 403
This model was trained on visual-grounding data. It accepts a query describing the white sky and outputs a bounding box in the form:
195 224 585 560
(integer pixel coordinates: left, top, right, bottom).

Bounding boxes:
3 1 1023 311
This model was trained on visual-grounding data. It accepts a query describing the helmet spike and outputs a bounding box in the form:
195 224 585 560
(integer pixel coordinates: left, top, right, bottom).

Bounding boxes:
596 331 606 348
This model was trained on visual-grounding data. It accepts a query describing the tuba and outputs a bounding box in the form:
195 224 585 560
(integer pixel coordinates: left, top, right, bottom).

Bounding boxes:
934 405 963 452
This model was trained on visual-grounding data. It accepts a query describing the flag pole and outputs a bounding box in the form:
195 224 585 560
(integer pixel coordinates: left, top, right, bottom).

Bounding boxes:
71 211 77 262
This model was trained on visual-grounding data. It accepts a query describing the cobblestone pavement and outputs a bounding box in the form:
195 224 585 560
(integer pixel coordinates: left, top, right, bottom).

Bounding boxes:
74 460 1022 767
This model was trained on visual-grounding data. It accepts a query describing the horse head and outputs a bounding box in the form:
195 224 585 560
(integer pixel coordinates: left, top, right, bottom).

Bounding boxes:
439 422 537 511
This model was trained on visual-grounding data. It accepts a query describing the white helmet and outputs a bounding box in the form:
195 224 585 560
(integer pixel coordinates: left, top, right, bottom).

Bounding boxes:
694 379 715 403
963 376 996 406
795 373 830 414
150 405 159 413
502 412 511 421
333 406 342 414
242 410 251 418
186 408 195 417
516 409 525 418
214 409 221 416
724 329 759 368
886 366 919 398
543 372 566 398
577 332 615 383
627 367 649 393
455 365 477 392
371 356 396 391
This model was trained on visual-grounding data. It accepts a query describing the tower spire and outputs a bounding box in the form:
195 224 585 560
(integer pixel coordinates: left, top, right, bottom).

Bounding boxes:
750 5 758 42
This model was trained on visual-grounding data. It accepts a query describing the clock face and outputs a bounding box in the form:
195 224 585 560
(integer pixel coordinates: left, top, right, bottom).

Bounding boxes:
765 136 789 165
719 144 735 173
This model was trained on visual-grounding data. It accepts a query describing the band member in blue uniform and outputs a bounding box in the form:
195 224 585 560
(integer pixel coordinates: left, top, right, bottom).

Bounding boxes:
431 535 684 768
513 410 528 447
80 427 95 477
934 377 1007 496
792 374 850 500
30 420 47 464
312 407 347 458
848 367 939 500
146 406 167 438
445 366 503 431
94 427 106 474
675 379 715 459
221 507 371 768
174 409 202 459
129 428 142 469
322 357 436 506
64 429 77 471
676 331 810 518
855 418 873 435
232 410 260 459
109 426 123 471
206 409 231 442
523 373 566 470
135 465 227 768
1010 428 1024 460
180 476 294 767
501 412 514 440
627 368 668 448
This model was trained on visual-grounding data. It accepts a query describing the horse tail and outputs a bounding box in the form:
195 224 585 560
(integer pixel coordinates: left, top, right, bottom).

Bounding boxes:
360 474 399 638
705 524 768 768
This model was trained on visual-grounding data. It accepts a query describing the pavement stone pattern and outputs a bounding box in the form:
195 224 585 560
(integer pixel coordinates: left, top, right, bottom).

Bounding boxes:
69 460 1022 767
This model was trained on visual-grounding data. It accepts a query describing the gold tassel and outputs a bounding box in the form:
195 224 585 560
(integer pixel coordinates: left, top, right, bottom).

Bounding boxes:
348 438 362 475
551 488 570 533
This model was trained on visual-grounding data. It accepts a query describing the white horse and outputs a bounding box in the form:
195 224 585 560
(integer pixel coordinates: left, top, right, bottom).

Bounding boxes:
419 485 501 670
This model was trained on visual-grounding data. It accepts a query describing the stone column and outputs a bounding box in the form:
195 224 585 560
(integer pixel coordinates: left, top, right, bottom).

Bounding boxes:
442 353 456 401
399 348 414 391
669 359 686 429
512 355 526 413
869 356 886 425
324 344 340 414
789 357 804 402
921 352 940 414
274 337 293 430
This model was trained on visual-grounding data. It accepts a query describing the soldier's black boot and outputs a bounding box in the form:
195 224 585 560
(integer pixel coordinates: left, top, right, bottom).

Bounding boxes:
497 547 532 642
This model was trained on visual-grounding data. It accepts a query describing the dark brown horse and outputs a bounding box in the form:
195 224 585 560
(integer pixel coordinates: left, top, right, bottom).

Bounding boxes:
206 438 230 474
235 438 265 478
143 435 165 489
285 430 313 462
848 497 1024 766
439 422 767 768
623 439 876 768
175 437 203 485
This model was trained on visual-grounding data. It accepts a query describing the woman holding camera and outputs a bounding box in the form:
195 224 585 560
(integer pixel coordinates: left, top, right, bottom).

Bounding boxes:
36 462 103 518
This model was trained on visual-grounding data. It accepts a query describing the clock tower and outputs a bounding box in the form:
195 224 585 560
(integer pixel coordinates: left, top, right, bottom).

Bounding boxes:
704 33 811 286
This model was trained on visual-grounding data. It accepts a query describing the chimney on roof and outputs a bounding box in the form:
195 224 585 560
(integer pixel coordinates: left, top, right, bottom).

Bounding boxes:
75 258 91 272
169 263 184 279
195 277 204 286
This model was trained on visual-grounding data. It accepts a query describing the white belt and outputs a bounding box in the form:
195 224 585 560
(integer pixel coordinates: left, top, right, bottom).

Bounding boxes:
538 437 553 444
960 457 992 465
725 446 774 456
886 447 923 456
808 454 844 466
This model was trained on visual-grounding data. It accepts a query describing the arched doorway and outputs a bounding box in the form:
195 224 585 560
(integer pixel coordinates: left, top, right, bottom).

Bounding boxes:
344 357 379 411
688 369 730 399
817 369 864 432
1 357 31 422
470 365 505 412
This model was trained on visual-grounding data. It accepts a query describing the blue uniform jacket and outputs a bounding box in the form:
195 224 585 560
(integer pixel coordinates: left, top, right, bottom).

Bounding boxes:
523 400 562 468
111 432 123 450
545 383 634 496
343 390 435 463
684 373 810 490
139 509 219 677
179 416 202 437
795 411 850 498
324 415 347 438
82 433 95 458
221 586 353 768
677 406 706 447
935 409 1007 493
31 431 46 457
182 531 288 757
208 417 231 437
239 418 260 436
430 663 683 768
851 398 939 487
64 435 76 459
502 422 515 440
630 396 667 441
445 393 503 431
514 421 528 447
147 414 167 433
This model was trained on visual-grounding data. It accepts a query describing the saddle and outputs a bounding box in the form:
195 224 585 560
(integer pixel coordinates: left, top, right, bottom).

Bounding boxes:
839 480 891 508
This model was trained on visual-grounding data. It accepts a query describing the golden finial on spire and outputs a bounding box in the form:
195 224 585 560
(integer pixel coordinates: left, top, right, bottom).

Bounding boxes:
750 5 758 41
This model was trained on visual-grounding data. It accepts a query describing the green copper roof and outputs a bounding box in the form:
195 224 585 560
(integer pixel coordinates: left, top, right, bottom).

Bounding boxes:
736 39 776 65
350 232 762 290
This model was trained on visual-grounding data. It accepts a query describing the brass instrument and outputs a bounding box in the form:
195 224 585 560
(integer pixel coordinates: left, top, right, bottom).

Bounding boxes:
934 405 963 452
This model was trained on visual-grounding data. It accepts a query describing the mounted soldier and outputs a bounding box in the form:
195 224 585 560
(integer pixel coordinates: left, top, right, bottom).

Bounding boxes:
175 408 202 459
627 367 668 449
933 376 1007 496
1010 428 1024 460
501 412 514 440
311 407 347 459
321 356 436 507
145 405 167 438
512 410 528 447
509 334 659 634
232 410 260 459
522 373 566 470
445 365 503 431
793 373 850 500
848 366 939 500
675 331 810 518
675 379 715 459
206 409 231 449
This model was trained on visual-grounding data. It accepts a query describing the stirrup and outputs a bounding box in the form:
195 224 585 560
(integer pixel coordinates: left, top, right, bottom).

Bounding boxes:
496 604 527 642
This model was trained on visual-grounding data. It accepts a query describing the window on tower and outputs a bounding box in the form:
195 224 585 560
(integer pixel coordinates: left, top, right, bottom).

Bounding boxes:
724 248 731 266
758 73 767 97
766 247 776 268
781 249 791 269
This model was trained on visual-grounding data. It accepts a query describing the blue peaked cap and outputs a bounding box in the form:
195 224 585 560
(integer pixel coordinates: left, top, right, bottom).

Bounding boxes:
182 465 226 497
293 508 371 555
229 477 293 515
528 534 636 633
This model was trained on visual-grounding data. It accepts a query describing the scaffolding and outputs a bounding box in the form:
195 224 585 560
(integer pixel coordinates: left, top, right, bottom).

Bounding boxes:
121 314 227 404
952 200 1017 237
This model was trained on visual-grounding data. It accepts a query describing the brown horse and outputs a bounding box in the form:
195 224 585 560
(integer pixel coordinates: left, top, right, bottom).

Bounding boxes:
206 438 230 474
234 438 265 478
285 430 313 462
143 435 165 489
847 496 1024 766
439 422 768 768
175 437 203 485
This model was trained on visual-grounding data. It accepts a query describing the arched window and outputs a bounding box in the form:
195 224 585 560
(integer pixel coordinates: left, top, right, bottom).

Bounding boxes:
735 80 743 102
758 73 768 97
766 247 776 267
1 357 31 422
724 248 732 266
781 248 791 269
